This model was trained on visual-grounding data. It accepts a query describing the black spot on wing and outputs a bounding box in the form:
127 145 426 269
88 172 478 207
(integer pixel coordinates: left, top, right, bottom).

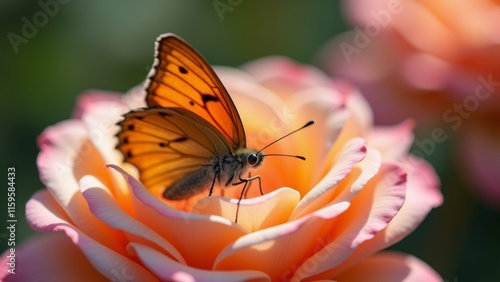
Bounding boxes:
201 94 219 104
179 66 188 74
173 136 188 142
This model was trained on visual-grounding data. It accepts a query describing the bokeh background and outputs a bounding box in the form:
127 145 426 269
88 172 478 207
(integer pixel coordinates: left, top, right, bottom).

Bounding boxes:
1 1 499 281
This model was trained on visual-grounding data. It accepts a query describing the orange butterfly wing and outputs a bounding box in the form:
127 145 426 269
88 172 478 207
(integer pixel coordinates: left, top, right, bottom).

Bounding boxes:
116 107 232 197
144 33 246 149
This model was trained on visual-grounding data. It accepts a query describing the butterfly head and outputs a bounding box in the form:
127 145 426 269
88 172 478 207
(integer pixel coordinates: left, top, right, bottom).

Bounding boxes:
235 148 264 169
247 153 260 166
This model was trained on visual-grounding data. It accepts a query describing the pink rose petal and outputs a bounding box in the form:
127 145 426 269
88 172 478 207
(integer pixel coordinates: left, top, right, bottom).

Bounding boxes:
309 157 441 279
291 163 407 280
358 157 442 251
0 232 107 282
73 90 123 119
334 251 442 282
128 243 270 282
192 188 300 232
26 190 158 281
36 120 122 246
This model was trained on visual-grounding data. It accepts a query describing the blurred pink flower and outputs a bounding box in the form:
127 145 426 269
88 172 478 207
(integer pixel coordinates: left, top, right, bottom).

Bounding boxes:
1 57 442 281
320 0 500 207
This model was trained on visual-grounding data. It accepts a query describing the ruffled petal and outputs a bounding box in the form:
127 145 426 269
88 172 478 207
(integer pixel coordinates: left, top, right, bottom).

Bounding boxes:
290 138 369 219
367 157 442 246
128 243 270 282
334 251 442 282
80 99 133 203
305 156 440 279
291 163 407 281
213 202 350 281
80 175 185 264
36 120 118 247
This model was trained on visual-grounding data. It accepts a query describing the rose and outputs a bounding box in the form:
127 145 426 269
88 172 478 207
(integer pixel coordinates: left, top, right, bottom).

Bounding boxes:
320 0 500 207
1 57 442 281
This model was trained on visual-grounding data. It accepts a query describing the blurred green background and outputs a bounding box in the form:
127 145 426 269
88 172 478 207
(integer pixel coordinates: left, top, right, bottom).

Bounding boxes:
1 1 498 281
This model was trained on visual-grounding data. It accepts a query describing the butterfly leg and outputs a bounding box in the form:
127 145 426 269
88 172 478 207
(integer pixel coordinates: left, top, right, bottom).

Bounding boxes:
233 175 263 197
208 170 218 196
243 172 252 199
232 174 262 223
234 180 249 223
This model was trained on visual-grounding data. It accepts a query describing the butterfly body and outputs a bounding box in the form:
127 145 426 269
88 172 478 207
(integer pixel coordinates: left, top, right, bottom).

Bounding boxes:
164 147 263 200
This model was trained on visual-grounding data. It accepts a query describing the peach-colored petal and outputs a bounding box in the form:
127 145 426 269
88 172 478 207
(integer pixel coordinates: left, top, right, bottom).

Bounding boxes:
80 175 185 264
81 100 128 166
192 188 300 232
367 120 415 161
214 201 350 281
345 87 374 135
291 138 369 219
334 251 442 282
286 86 349 186
0 232 107 282
291 163 407 281
73 90 123 119
108 164 247 270
217 65 290 149
36 120 118 247
26 190 158 281
320 92 375 177
80 99 133 203
128 243 270 282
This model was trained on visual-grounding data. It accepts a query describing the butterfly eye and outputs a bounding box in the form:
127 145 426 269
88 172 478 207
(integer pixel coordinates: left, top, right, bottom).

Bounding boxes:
247 154 259 166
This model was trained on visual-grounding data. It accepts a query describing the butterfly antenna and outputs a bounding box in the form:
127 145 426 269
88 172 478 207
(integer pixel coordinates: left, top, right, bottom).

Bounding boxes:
257 121 314 155
262 153 306 160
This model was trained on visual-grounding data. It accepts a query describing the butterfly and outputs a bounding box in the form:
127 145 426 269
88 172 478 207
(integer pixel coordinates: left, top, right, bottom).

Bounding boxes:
116 33 313 221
